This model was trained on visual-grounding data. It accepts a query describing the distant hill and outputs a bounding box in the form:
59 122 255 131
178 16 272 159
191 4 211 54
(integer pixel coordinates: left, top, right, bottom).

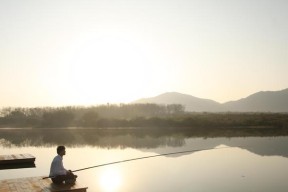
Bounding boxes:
133 88 288 112
133 92 222 112
223 88 288 112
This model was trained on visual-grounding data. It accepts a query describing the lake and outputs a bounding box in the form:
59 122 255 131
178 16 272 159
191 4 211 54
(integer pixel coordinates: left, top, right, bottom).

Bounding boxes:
1 128 288 192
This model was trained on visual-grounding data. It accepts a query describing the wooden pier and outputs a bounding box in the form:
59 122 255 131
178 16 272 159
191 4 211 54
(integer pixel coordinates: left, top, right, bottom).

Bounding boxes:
0 154 36 170
0 162 35 170
0 176 88 192
0 154 35 165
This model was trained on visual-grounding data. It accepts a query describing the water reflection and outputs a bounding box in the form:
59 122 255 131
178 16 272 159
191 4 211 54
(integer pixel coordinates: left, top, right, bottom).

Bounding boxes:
1 129 288 191
1 128 288 158
0 128 185 148
99 167 122 192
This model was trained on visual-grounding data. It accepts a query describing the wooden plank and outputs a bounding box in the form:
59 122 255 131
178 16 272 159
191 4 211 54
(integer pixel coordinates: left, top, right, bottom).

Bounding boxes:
23 154 34 159
0 154 35 165
19 154 26 159
0 177 88 192
14 154 23 160
4 155 13 160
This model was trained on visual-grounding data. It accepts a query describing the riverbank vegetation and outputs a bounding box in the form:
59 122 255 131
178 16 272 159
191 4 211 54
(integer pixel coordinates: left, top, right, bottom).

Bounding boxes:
0 104 288 133
0 104 184 127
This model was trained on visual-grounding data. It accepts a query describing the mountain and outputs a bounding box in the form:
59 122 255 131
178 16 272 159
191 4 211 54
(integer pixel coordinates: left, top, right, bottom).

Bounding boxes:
133 88 288 112
133 92 222 112
222 88 288 112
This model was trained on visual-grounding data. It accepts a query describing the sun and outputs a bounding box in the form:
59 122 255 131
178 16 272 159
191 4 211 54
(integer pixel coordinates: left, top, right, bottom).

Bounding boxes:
52 33 166 105
99 167 122 192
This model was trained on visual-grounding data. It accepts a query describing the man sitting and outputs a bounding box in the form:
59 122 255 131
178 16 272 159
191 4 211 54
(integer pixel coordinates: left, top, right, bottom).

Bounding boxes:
49 146 77 184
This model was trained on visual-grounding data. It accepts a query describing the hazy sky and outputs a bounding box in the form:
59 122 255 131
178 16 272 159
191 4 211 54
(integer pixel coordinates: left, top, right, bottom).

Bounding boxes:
0 0 287 107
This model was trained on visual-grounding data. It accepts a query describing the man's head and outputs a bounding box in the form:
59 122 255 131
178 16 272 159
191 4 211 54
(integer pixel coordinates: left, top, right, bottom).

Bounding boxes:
57 146 66 156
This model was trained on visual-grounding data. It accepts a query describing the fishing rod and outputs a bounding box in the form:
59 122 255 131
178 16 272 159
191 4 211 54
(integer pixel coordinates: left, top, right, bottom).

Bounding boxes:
43 146 237 179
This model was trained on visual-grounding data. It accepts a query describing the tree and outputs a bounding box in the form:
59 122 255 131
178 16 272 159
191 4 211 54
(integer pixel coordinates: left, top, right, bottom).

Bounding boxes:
42 110 75 127
81 110 99 127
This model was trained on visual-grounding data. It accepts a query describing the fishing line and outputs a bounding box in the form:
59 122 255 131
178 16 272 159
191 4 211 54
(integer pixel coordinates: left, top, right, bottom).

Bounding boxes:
43 146 237 179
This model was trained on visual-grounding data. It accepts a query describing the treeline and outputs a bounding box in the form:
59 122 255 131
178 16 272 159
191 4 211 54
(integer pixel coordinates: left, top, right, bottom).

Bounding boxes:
0 104 288 129
0 104 184 128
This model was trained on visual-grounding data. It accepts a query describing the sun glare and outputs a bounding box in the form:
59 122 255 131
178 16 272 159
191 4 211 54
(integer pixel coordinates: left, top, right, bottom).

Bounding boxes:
99 167 122 192
53 34 167 105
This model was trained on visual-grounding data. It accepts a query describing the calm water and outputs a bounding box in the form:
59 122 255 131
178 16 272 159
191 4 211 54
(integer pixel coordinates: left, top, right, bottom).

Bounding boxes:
1 128 288 192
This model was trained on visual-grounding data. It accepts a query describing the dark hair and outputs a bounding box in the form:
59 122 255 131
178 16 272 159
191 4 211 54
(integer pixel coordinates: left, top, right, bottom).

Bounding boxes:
57 146 65 154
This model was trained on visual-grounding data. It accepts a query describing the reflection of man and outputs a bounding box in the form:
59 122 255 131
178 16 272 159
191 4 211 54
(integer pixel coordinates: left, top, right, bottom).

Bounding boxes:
49 146 77 184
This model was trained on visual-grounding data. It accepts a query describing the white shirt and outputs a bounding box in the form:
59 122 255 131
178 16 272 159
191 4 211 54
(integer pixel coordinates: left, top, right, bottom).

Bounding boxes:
49 155 67 177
